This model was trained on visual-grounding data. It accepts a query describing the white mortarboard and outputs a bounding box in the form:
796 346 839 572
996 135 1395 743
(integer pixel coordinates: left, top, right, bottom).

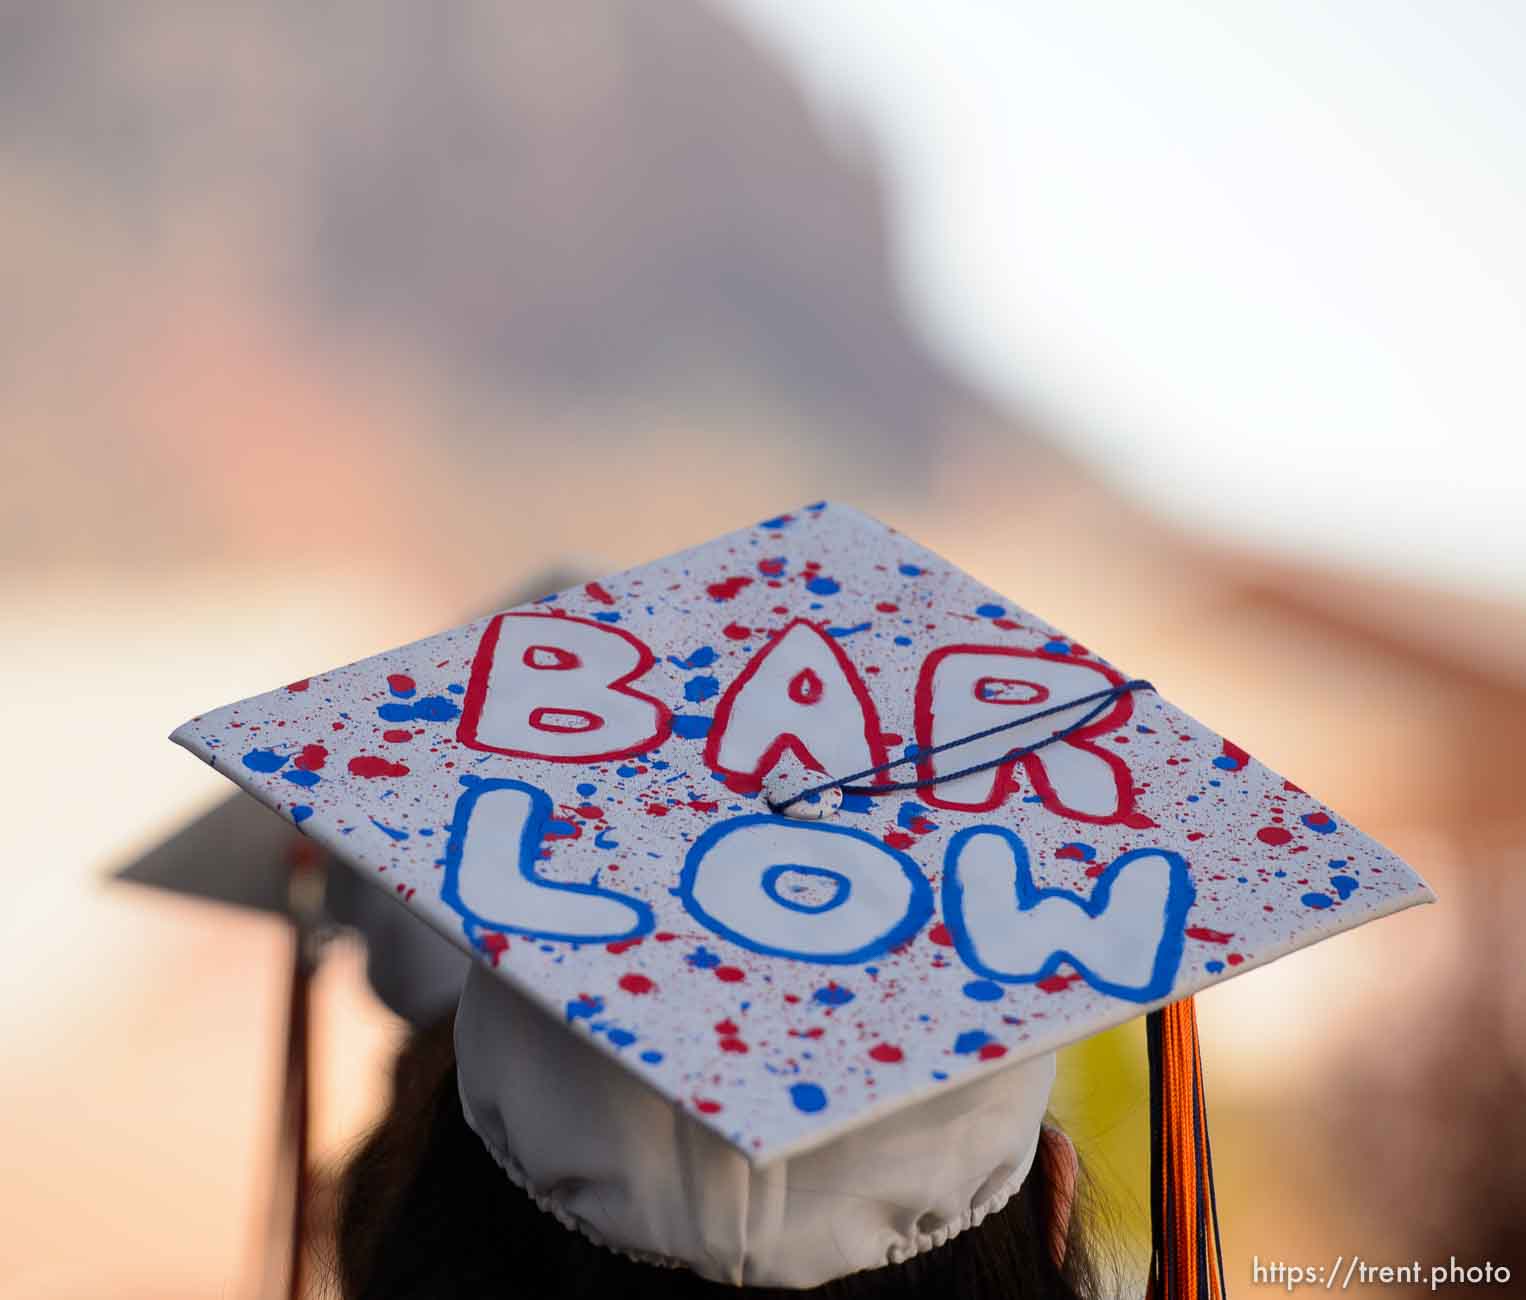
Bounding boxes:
171 503 1433 1291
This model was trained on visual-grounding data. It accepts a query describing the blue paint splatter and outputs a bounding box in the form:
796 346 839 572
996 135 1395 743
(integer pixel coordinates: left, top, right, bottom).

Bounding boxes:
898 564 922 577
242 748 289 773
806 576 840 595
669 646 718 670
976 603 1006 618
370 817 409 842
826 622 871 638
1043 640 1070 654
962 980 1004 1003
1302 812 1338 834
566 995 604 1023
673 714 712 739
291 806 313 825
1301 892 1334 910
687 946 721 970
893 635 913 646
1205 960 1225 974
789 1083 827 1113
593 611 622 623
1330 874 1359 900
377 695 460 724
839 793 873 813
896 801 937 832
954 1030 994 1055
606 1028 637 1048
684 675 719 703
577 782 598 797
813 984 854 1007
640 1050 664 1065
283 769 320 788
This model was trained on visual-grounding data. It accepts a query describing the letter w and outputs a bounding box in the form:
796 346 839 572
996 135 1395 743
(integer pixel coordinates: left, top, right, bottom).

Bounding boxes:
941 827 1193 1003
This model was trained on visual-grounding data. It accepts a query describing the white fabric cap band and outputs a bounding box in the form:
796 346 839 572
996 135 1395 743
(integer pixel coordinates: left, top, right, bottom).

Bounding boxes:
455 962 1057 1289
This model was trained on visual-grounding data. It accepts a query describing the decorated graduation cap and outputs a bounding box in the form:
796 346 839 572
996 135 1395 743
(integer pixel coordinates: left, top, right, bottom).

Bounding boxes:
171 503 1432 1291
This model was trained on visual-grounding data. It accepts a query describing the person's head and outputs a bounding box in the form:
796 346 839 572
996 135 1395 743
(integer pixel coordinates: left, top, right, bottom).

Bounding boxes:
336 1007 1108 1300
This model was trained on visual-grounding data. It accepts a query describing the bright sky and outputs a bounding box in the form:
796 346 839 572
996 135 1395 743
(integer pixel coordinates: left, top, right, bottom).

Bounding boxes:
721 0 1526 597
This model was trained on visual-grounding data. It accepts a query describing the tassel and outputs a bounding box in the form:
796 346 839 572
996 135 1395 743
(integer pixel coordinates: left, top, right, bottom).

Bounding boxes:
1146 998 1227 1300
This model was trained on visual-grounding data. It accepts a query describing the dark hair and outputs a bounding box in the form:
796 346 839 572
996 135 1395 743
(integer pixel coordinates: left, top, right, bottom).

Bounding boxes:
335 1017 1108 1299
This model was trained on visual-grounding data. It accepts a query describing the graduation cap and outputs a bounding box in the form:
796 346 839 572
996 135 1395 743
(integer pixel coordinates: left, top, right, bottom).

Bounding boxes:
171 504 1433 1291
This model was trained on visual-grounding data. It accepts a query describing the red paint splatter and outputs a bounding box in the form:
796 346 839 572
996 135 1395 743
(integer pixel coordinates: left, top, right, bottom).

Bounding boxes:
1187 926 1234 944
758 557 786 577
688 799 718 813
387 673 415 695
706 576 753 602
348 755 410 779
382 729 412 743
695 1098 723 1114
929 923 955 947
646 803 670 816
293 744 328 771
869 1043 903 1064
655 932 678 942
884 831 914 850
585 581 615 606
577 803 604 820
618 973 655 995
875 602 899 613
1036 972 1084 993
480 933 509 967
285 679 310 693
606 938 644 955
992 618 1020 630
1123 812 1158 830
723 622 751 641
719 1037 749 1054
714 1019 739 1035
714 966 745 983
790 1026 825 1039
1257 826 1293 846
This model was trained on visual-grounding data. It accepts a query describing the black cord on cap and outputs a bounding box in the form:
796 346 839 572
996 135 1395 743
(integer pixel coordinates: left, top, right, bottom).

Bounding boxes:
768 679 1155 814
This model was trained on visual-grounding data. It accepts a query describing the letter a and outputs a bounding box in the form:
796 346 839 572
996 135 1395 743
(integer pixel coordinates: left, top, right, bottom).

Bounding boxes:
705 619 887 792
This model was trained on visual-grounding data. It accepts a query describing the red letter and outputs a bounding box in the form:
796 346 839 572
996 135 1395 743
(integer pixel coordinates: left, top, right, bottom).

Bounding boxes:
705 620 887 793
458 613 670 761
913 645 1137 822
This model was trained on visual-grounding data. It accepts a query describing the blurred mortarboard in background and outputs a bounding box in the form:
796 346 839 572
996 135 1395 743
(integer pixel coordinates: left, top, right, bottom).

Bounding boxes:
119 566 593 1026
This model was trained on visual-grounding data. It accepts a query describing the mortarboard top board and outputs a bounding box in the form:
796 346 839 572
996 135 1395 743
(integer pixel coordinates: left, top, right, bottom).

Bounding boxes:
170 503 1433 1171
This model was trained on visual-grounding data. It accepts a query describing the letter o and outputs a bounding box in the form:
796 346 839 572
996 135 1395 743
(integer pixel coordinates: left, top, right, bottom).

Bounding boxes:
678 815 933 964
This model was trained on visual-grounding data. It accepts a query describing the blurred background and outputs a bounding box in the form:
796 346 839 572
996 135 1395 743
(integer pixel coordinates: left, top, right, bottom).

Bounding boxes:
2 2 1523 1296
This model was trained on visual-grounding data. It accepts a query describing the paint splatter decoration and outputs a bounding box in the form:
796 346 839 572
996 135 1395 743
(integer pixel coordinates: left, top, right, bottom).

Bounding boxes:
172 503 1432 1171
